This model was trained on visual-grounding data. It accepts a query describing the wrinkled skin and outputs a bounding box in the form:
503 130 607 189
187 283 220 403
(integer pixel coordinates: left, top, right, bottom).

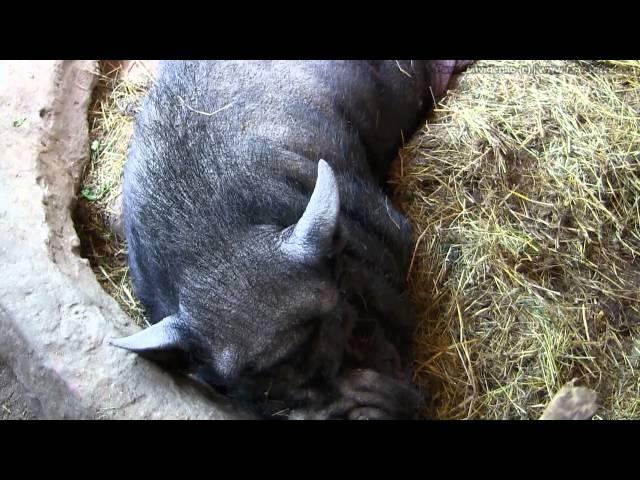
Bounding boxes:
115 60 471 419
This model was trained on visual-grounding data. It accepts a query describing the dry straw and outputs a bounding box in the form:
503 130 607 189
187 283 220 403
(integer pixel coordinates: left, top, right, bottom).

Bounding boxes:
392 60 640 419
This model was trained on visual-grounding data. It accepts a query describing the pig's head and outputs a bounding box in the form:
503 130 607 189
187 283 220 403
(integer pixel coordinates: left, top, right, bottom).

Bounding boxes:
110 160 419 419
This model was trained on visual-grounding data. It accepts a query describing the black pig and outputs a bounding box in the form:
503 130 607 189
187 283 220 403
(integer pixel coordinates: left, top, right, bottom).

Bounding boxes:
111 60 470 419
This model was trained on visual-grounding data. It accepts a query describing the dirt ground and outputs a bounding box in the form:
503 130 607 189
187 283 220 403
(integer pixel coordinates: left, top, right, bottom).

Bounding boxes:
0 360 34 420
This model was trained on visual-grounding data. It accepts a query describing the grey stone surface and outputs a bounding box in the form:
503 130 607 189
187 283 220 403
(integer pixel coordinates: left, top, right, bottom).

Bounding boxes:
540 384 599 420
0 359 36 420
0 60 249 419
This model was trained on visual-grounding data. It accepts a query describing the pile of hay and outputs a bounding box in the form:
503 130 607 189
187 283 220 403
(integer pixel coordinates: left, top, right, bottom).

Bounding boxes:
392 60 640 419
77 60 640 419
75 61 151 326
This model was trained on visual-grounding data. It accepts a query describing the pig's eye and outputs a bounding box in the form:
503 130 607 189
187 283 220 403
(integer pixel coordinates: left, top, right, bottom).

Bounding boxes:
297 313 323 327
242 362 258 376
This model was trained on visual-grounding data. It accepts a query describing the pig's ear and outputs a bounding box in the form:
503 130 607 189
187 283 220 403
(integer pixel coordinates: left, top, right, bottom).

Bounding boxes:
108 315 193 370
281 159 340 261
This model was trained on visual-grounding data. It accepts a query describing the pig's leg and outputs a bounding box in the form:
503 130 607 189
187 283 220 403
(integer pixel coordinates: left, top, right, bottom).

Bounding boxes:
300 369 421 420
429 60 474 100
